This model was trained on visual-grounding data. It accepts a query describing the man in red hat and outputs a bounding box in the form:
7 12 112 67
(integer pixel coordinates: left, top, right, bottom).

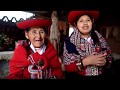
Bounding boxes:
63 11 113 79
6 18 63 79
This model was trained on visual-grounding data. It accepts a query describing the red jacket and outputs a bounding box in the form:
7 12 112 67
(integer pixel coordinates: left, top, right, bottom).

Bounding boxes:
7 41 63 79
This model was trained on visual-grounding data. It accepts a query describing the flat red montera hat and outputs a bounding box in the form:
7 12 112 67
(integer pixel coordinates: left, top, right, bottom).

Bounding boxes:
68 11 100 26
16 19 52 30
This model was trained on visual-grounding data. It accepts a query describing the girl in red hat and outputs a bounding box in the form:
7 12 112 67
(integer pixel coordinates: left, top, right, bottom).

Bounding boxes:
6 18 63 79
63 11 113 79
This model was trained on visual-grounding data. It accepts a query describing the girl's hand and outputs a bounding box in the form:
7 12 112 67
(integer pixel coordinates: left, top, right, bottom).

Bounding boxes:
82 52 107 66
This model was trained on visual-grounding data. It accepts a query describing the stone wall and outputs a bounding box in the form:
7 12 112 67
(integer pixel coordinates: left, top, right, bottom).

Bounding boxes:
0 60 9 79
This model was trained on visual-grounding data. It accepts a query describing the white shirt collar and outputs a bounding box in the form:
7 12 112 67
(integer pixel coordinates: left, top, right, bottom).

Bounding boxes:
30 43 46 55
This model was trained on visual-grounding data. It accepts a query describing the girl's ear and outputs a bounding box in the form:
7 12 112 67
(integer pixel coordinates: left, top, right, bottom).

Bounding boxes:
73 23 78 30
73 22 77 28
25 31 29 39
92 18 94 23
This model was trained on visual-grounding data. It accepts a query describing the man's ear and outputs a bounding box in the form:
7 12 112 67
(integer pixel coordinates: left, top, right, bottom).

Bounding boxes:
25 31 29 39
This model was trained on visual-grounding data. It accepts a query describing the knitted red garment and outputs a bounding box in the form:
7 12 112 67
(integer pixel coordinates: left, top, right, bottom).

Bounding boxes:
64 62 86 76
7 41 63 79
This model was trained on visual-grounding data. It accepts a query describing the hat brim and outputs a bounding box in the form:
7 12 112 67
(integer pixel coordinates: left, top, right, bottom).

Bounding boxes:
16 19 52 30
68 11 100 26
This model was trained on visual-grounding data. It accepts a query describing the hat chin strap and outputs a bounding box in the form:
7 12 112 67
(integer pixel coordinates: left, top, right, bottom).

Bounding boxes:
73 22 78 28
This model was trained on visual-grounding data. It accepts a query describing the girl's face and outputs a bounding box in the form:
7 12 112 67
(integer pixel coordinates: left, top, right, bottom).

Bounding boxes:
25 27 46 48
77 15 93 36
